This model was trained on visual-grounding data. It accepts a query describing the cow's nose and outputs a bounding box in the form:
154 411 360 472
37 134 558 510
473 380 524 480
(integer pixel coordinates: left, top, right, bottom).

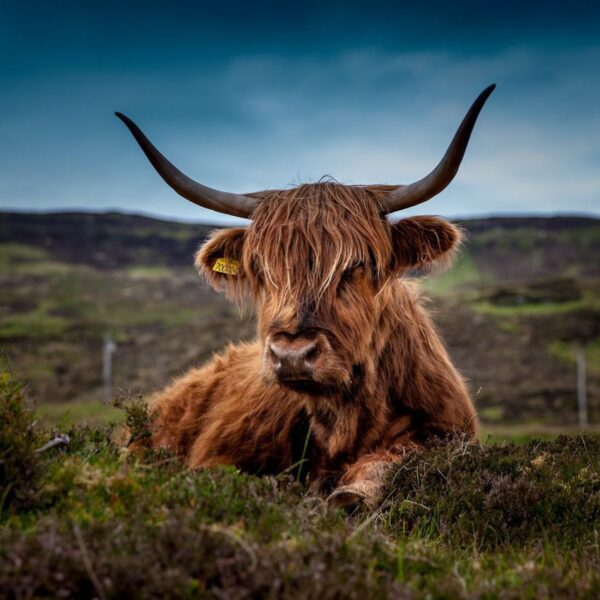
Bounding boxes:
268 338 320 380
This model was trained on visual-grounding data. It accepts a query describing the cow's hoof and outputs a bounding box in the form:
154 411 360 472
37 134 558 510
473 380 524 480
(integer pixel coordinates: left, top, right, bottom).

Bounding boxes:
327 481 380 509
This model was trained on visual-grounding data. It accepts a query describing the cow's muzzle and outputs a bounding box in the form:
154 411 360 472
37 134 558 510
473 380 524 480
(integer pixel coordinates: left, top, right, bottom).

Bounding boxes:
266 332 326 383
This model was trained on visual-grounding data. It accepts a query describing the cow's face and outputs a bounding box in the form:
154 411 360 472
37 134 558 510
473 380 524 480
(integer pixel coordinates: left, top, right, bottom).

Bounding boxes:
197 183 461 393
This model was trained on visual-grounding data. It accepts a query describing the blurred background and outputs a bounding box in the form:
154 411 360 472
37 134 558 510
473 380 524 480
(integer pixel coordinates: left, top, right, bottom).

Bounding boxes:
1 1 598 440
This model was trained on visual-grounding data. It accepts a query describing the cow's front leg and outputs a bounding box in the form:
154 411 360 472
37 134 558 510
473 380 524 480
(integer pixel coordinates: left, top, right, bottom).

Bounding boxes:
328 443 420 509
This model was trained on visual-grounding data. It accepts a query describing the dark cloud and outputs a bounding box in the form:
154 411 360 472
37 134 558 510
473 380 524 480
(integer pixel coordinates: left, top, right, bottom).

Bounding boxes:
1 1 599 223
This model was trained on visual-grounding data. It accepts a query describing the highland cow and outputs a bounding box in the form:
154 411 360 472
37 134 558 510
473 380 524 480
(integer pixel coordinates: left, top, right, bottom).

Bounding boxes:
116 84 495 507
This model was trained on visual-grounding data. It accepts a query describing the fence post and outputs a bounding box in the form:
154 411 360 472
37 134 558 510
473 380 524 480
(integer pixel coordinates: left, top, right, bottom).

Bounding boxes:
102 334 117 403
576 345 588 428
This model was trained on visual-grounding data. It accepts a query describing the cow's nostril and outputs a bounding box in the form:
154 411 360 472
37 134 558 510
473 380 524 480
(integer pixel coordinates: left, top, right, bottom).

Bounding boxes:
268 345 280 367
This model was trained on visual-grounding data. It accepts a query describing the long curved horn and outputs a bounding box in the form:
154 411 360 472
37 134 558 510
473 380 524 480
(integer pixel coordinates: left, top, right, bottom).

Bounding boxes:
383 84 496 214
115 113 258 218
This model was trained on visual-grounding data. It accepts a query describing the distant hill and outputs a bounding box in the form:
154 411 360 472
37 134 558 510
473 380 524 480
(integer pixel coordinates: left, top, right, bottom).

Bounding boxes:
1 211 598 281
0 212 216 270
455 216 599 283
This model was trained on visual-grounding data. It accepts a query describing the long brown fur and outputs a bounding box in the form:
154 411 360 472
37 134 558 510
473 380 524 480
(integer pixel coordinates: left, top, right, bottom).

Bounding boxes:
141 181 476 507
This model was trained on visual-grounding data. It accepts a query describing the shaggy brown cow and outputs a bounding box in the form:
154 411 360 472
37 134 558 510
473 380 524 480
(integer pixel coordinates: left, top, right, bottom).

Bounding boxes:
116 84 494 507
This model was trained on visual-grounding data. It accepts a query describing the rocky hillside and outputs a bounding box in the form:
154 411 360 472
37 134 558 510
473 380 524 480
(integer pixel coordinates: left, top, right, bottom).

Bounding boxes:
0 211 598 426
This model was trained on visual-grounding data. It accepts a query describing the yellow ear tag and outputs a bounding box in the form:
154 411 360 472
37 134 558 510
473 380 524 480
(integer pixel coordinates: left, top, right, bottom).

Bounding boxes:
212 257 240 276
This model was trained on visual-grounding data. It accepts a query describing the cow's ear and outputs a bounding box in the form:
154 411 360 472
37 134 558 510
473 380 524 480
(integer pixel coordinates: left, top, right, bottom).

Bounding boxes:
196 227 247 296
390 216 462 272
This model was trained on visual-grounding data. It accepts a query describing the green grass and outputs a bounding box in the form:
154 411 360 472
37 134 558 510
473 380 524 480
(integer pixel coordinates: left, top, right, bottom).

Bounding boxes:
477 405 505 422
34 397 600 444
0 309 70 340
549 338 600 375
2 370 600 598
0 243 49 272
125 265 173 279
474 228 541 250
0 269 206 340
422 252 485 295
103 305 203 328
473 295 595 316
480 423 600 444
556 225 600 248
0 242 88 276
36 400 124 427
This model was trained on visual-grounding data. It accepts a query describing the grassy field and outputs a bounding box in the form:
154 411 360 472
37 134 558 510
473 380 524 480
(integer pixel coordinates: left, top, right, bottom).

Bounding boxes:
2 213 598 425
3 241 599 426
2 370 599 599
34 396 600 445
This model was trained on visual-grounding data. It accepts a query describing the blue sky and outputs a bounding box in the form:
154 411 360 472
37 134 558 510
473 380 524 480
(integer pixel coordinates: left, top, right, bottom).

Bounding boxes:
1 1 599 224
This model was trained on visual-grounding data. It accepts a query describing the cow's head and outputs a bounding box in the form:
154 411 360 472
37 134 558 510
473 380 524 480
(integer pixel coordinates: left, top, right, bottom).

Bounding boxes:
116 85 494 393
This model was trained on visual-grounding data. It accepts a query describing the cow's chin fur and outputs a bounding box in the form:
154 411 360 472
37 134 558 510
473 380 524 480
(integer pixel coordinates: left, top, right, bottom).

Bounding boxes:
276 380 341 396
261 360 353 396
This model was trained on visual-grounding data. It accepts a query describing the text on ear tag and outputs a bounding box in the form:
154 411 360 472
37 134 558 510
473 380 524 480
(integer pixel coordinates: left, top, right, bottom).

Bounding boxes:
212 257 240 275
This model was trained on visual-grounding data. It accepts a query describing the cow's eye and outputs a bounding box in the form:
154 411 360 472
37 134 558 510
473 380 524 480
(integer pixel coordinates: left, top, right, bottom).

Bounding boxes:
247 259 265 287
338 263 363 292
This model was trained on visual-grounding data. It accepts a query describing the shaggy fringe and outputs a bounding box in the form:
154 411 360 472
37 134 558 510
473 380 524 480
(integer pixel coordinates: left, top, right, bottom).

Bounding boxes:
199 182 461 302
245 182 392 307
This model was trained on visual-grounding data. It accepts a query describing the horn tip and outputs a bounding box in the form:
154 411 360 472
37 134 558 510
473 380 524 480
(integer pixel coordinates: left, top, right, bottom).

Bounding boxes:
473 84 496 110
482 83 496 97
114 111 130 124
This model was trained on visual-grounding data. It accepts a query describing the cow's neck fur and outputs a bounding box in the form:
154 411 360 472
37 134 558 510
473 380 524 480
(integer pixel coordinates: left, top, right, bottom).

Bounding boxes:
199 181 472 472
302 280 467 466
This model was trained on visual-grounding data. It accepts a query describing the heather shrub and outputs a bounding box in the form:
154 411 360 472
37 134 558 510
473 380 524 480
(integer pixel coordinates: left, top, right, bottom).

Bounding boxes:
0 371 599 598
0 367 45 511
384 436 600 548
